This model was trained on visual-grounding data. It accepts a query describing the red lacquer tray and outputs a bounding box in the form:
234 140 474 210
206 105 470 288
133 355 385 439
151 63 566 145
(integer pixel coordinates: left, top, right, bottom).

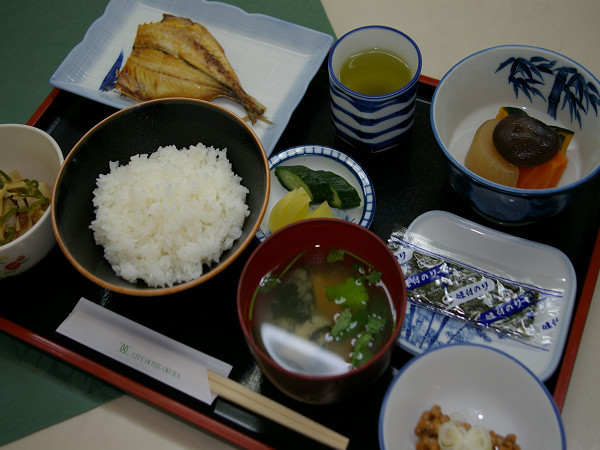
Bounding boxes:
3 65 599 449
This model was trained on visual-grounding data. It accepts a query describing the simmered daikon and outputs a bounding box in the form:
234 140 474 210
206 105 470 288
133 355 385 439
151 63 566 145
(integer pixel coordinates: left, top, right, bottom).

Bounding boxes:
464 119 519 187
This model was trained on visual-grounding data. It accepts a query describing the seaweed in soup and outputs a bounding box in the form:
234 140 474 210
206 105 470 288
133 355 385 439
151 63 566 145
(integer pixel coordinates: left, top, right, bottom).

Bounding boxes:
251 247 395 374
270 266 316 323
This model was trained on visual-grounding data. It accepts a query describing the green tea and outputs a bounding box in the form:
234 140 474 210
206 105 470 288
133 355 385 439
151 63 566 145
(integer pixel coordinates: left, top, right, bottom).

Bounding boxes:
339 48 412 96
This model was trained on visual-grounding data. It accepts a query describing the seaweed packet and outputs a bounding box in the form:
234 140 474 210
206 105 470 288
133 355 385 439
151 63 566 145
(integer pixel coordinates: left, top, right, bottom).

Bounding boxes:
388 227 565 349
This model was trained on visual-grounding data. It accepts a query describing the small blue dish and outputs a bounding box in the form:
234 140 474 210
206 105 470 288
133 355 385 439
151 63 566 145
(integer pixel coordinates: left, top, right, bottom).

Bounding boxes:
431 45 600 224
256 145 375 242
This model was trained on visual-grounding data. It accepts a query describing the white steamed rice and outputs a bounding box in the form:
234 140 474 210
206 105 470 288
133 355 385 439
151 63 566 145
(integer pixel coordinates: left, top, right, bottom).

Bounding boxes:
90 143 249 287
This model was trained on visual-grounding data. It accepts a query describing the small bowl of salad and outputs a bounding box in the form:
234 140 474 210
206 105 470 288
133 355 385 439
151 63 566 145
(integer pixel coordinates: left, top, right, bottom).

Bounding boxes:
0 124 63 278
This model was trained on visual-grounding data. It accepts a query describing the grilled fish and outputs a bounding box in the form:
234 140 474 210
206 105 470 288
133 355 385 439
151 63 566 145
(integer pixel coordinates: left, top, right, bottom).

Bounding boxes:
116 14 268 124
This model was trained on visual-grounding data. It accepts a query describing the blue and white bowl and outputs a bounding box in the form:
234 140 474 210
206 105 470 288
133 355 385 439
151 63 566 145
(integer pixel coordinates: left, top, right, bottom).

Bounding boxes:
328 26 422 152
431 45 600 224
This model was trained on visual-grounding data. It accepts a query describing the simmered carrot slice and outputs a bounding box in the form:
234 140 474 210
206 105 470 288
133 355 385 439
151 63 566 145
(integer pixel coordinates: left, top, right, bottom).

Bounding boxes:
517 150 568 189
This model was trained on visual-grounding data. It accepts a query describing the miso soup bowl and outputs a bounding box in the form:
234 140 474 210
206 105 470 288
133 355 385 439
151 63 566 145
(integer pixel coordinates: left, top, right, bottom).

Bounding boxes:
237 218 407 404
431 45 600 224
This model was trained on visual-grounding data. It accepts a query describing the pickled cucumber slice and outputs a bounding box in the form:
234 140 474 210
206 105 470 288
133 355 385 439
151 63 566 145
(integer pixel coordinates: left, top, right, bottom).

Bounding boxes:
274 166 331 203
464 118 519 187
274 165 362 209
315 170 362 209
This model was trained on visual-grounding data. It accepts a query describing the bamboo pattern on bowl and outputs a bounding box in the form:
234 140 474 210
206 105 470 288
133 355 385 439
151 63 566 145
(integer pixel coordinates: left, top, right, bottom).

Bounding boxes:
496 55 600 128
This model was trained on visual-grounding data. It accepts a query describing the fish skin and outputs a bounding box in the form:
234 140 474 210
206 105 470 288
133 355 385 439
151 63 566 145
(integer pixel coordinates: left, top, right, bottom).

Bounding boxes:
115 48 240 102
116 14 268 124
134 15 237 89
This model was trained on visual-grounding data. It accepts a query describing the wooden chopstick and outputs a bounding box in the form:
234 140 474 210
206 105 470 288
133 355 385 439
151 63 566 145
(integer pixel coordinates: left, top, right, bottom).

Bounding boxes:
208 370 350 449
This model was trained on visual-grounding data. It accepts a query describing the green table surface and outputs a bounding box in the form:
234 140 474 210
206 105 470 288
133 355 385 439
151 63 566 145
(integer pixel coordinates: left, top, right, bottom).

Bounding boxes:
0 1 334 445
0 0 335 125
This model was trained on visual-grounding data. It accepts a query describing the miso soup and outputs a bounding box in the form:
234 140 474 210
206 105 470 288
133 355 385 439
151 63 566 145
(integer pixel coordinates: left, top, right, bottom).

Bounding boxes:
249 246 397 376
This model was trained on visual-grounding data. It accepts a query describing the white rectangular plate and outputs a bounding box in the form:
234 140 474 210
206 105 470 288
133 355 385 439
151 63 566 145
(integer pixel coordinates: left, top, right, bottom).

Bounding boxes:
397 210 577 381
49 0 333 156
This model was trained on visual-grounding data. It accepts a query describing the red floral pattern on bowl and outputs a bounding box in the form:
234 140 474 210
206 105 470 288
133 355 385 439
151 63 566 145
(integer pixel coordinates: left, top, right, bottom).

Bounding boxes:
1 255 29 275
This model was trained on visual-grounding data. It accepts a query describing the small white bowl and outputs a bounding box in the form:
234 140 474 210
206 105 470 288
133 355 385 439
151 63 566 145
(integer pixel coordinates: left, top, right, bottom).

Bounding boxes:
379 344 565 449
0 124 64 278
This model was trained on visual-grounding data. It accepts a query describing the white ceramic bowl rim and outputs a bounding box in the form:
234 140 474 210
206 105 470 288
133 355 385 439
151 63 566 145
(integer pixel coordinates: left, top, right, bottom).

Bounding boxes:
431 44 600 195
328 25 422 99
0 124 63 251
378 342 566 449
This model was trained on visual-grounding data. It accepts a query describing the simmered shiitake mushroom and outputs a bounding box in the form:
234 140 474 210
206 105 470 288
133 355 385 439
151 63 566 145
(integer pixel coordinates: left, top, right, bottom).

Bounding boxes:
492 115 561 167
464 110 570 188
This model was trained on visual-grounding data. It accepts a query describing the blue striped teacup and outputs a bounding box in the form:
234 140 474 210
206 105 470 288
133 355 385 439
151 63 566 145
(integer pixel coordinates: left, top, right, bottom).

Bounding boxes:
328 26 422 152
